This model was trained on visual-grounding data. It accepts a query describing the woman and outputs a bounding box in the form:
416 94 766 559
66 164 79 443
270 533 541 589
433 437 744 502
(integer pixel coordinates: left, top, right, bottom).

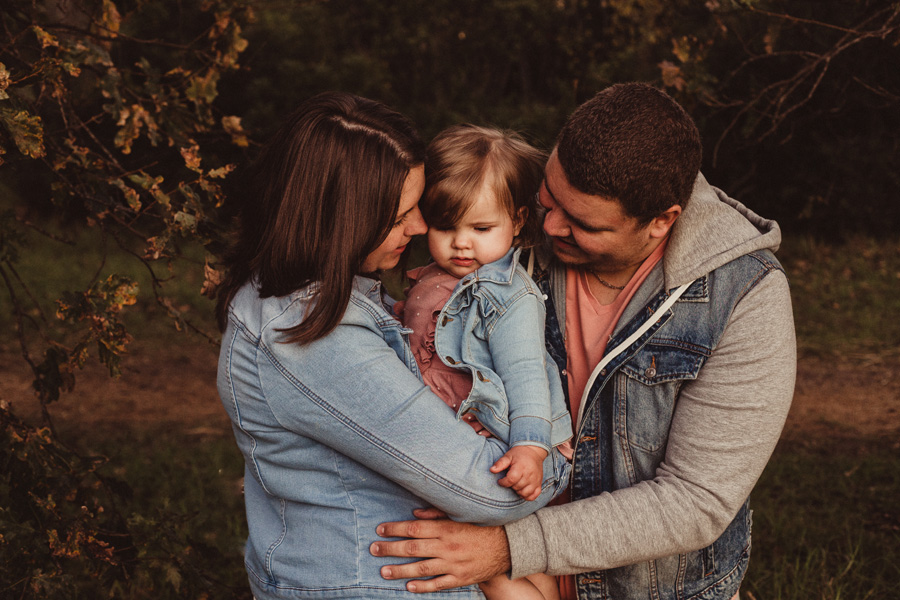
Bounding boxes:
215 92 570 600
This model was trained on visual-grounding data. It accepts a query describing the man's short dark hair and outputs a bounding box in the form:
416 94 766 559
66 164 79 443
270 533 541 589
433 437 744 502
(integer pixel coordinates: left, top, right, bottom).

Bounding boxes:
557 82 702 224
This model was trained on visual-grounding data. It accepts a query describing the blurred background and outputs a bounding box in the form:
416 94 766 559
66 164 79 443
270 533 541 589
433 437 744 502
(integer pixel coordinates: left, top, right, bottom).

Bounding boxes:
1 1 898 598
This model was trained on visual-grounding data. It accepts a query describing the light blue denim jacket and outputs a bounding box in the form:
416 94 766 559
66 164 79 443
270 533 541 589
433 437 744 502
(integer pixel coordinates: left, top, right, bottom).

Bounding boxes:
218 273 571 600
431 247 573 452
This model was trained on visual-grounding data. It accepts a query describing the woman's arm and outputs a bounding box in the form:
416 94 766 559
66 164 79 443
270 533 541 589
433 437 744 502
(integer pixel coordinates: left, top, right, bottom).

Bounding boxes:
258 302 566 526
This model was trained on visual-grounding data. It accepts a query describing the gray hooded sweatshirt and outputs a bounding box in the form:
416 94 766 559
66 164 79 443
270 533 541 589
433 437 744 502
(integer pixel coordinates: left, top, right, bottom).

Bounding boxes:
506 174 797 578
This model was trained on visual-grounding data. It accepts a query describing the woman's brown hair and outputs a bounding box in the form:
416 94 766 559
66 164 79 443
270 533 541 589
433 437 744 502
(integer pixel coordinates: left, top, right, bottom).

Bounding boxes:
215 92 425 343
421 124 546 248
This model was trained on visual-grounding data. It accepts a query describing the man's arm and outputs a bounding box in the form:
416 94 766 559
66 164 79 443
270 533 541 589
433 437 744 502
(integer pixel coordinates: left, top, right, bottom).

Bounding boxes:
373 271 795 586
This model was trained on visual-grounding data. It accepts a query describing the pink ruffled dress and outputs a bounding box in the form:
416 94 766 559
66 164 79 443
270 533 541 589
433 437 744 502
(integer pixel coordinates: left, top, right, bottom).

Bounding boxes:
402 264 478 422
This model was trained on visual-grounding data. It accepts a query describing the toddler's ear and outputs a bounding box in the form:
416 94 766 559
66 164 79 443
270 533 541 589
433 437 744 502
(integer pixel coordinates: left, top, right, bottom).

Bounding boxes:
514 207 528 237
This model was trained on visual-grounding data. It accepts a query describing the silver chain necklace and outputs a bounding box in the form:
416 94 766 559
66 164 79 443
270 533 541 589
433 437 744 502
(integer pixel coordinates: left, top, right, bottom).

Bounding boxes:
591 271 626 290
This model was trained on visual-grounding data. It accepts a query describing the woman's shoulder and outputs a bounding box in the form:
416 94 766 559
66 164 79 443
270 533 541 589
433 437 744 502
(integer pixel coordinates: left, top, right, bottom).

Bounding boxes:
227 279 306 336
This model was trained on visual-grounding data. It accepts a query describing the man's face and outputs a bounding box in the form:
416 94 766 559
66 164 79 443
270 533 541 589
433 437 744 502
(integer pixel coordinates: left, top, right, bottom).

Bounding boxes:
538 151 671 279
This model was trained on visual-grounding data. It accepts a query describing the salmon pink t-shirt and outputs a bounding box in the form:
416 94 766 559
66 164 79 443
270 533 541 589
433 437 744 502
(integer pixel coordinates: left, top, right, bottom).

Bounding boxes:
556 239 667 600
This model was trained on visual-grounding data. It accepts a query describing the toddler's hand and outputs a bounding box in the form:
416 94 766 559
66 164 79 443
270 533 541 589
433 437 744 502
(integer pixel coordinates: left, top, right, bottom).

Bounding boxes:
490 445 548 501
393 300 406 318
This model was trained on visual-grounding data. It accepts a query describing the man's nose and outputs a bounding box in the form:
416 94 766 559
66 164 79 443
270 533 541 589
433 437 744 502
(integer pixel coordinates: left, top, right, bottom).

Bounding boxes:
542 209 570 238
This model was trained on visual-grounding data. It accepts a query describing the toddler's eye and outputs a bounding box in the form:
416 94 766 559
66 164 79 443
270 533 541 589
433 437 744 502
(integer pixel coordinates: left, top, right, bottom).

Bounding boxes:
475 226 492 232
393 215 407 227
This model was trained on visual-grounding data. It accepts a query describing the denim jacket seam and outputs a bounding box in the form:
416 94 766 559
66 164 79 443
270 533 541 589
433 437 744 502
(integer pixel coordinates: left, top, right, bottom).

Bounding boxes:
348 291 402 330
481 284 540 339
262 498 288 581
734 252 785 303
224 320 275 498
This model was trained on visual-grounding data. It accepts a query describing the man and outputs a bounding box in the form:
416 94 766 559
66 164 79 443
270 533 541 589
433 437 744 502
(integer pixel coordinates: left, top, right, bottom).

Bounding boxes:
371 83 796 599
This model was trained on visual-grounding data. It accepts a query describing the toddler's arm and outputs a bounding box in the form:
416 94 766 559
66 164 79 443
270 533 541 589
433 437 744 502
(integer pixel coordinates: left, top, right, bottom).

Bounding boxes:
490 445 548 501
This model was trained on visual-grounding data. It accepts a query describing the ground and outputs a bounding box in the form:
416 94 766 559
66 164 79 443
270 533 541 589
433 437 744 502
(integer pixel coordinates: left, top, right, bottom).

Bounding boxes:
2 340 899 442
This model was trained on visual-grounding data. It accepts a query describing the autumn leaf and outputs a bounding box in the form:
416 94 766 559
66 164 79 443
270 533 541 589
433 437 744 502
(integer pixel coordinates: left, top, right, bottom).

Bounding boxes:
97 0 121 37
221 115 249 147
32 26 59 48
0 108 45 158
180 144 202 172
0 62 9 100
200 259 225 298
659 60 686 91
186 69 220 105
207 164 235 178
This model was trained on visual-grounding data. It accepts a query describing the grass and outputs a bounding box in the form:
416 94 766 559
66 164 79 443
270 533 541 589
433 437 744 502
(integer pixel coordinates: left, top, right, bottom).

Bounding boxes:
778 236 900 357
745 436 900 599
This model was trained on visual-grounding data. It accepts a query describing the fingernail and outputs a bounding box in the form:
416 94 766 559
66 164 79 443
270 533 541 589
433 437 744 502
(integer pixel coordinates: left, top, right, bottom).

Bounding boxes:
408 582 417 592
371 543 380 555
382 567 392 578
377 525 385 535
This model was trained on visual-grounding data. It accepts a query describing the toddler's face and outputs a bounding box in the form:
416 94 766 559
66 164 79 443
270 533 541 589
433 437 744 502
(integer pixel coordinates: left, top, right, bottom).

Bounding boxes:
427 183 522 278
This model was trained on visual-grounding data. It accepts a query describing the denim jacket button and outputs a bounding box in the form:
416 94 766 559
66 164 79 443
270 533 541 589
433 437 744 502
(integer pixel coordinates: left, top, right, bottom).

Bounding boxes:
445 356 458 365
645 367 657 378
600 369 607 376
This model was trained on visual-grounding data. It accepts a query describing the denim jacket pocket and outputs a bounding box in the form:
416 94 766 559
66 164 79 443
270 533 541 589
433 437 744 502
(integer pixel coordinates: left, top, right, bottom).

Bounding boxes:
617 340 708 456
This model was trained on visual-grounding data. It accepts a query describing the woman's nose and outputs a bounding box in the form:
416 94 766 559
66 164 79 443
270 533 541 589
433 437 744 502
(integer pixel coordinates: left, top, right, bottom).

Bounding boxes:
406 206 428 236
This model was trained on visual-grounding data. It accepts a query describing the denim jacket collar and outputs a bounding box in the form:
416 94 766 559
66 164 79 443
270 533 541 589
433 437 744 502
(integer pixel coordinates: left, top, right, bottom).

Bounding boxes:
460 247 521 287
352 275 385 303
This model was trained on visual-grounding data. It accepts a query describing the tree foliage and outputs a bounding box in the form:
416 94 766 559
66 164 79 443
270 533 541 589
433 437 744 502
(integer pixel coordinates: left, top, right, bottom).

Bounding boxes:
224 0 899 235
1 0 251 596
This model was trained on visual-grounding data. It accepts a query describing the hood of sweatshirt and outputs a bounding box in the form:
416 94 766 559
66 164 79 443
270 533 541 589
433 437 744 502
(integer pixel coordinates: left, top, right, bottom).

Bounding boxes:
663 173 782 289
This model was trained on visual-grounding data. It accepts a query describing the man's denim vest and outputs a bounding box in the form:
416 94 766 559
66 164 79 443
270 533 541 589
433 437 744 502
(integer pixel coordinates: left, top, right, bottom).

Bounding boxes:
533 250 784 600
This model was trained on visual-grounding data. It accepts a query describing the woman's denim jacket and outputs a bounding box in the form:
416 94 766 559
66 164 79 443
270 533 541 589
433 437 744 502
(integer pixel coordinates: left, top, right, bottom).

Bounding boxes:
433 247 573 452
532 250 784 600
218 273 571 600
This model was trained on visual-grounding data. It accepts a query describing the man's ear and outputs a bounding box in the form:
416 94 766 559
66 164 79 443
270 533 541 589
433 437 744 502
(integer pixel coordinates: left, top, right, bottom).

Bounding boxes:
513 206 528 237
648 204 682 239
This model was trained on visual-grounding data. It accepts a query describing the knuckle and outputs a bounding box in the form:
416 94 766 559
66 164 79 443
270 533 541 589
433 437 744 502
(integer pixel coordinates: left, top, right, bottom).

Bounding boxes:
415 560 432 577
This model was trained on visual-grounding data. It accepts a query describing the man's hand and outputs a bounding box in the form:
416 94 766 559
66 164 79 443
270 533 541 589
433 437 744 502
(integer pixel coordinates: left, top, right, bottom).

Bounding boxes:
490 445 548 501
370 511 511 593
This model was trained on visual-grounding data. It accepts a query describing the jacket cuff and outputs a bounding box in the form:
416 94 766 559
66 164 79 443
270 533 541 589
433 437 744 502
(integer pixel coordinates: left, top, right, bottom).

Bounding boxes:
509 415 552 450
505 513 549 579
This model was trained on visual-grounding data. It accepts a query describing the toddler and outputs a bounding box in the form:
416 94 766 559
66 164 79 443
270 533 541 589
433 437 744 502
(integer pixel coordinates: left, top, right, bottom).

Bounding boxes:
401 125 572 600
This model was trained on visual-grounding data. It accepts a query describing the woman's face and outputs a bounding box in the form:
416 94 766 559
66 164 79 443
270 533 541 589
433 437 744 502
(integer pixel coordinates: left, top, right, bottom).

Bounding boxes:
361 165 427 273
